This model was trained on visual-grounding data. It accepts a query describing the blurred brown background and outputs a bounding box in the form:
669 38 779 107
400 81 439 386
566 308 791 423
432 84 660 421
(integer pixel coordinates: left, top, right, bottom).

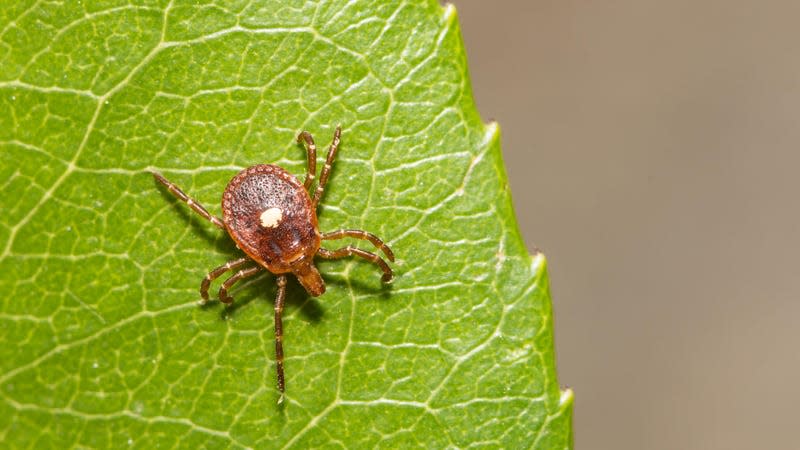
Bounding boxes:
453 1 800 449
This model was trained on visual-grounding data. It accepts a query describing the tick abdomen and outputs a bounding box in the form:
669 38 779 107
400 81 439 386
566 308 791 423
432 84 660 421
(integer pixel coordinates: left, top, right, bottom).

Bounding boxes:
222 164 320 272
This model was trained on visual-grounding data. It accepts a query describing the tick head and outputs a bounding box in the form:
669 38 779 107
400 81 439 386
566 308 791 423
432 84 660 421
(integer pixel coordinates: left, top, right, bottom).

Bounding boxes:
293 261 325 297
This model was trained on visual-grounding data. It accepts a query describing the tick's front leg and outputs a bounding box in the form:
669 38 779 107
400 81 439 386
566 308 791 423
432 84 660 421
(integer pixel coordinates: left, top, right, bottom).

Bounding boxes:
151 172 225 229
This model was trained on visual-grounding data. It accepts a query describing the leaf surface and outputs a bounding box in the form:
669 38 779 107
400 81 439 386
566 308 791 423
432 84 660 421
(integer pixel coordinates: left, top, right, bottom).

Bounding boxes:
0 1 573 448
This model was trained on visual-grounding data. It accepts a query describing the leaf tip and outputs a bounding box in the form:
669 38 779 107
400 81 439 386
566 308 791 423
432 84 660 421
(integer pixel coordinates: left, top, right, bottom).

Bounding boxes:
559 387 574 407
441 2 457 21
484 120 501 143
531 249 547 272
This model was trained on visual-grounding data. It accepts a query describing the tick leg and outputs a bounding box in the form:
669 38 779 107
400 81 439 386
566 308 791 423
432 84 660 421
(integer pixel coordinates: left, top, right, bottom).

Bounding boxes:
296 131 317 190
318 246 393 283
199 258 249 303
312 125 342 208
321 229 395 261
274 275 287 396
218 266 262 304
151 172 225 229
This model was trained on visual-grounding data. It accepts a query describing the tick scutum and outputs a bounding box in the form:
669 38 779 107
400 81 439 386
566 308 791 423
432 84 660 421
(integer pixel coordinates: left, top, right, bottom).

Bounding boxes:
222 164 320 274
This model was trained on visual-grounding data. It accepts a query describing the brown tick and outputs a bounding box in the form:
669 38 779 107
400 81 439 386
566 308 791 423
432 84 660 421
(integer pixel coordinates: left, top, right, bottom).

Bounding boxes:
152 126 395 398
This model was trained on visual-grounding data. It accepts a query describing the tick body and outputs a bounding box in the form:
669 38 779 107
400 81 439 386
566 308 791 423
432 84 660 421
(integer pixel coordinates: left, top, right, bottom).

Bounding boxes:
152 127 395 398
222 164 325 295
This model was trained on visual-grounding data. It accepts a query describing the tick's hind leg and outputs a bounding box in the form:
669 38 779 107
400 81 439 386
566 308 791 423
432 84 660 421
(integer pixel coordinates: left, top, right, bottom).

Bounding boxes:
318 246 393 283
296 131 317 190
321 229 395 261
200 258 249 303
218 266 263 304
274 275 287 397
151 172 225 229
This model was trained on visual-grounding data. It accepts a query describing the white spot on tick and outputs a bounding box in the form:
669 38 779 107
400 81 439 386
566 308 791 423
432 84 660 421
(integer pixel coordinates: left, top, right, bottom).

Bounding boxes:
260 207 283 228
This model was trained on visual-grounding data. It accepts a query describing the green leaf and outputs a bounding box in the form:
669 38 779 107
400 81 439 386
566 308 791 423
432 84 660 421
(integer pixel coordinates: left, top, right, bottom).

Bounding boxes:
0 0 573 448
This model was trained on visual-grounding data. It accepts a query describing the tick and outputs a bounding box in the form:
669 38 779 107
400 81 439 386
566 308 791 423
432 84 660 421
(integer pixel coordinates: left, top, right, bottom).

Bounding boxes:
152 126 395 398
